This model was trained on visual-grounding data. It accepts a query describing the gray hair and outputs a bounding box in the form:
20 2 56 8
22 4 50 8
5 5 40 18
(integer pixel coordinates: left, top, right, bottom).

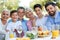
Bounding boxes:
2 9 10 14
25 8 33 12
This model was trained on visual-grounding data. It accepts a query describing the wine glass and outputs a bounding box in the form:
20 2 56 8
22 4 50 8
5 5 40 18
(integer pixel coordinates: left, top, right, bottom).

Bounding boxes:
17 25 23 37
17 25 22 34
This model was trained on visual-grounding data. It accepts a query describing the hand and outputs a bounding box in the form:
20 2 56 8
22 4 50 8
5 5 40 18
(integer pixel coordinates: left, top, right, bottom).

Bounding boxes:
6 30 9 32
14 29 17 32
38 27 43 31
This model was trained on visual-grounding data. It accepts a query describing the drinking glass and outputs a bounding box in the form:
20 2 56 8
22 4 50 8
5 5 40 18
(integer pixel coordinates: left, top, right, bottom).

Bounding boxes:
51 24 59 38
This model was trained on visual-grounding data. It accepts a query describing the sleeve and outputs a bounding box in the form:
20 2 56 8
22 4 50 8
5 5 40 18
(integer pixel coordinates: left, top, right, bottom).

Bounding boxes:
6 23 11 31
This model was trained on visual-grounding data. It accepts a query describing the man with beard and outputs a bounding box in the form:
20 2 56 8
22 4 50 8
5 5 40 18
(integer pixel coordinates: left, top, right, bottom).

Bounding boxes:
45 2 60 31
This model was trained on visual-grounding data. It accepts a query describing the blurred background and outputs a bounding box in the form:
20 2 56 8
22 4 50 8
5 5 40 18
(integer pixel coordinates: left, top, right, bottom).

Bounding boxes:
0 0 60 18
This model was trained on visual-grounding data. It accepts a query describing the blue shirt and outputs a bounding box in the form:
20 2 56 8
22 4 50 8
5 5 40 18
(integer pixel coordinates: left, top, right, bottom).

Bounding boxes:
46 11 60 30
21 19 28 32
8 19 28 33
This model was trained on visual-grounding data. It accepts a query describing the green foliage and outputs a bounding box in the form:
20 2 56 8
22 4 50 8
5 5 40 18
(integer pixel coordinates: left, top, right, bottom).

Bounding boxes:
30 0 60 9
0 0 19 13
5 0 19 10
56 2 60 9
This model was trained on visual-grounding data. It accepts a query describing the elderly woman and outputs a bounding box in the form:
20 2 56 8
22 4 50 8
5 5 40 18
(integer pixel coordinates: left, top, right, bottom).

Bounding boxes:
25 8 36 31
0 9 10 33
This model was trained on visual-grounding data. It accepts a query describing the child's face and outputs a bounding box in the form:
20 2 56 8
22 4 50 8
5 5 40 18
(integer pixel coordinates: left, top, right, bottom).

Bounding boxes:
11 12 18 22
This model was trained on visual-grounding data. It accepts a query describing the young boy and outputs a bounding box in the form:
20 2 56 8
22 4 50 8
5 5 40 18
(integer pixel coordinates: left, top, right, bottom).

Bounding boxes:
6 10 22 32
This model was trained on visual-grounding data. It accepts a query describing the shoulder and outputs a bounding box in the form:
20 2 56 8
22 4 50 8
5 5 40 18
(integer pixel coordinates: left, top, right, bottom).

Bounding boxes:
17 21 21 23
43 16 48 19
58 11 60 15
22 19 28 22
8 19 12 23
56 10 60 15
43 16 50 23
41 16 48 21
7 22 13 26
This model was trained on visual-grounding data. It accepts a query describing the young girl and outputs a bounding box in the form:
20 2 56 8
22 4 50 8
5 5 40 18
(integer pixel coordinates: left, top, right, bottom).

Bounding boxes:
6 10 24 37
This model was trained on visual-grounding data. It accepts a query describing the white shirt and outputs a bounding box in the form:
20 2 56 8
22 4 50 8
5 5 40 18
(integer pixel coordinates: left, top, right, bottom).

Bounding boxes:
36 16 47 26
6 21 22 32
0 19 7 34
36 16 47 31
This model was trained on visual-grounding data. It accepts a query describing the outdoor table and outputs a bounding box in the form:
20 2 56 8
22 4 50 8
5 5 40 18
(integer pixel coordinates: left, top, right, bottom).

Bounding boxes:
7 36 60 40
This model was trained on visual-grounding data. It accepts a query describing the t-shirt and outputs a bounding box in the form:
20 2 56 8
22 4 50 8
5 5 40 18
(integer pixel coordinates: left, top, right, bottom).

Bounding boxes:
35 16 48 31
0 19 7 34
36 16 47 26
6 21 22 32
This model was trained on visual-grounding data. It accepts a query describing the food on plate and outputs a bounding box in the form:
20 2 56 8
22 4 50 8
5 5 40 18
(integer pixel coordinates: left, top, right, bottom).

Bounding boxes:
44 31 50 36
26 33 34 39
38 26 42 31
37 31 50 37
38 31 45 37
21 37 30 40
16 38 21 40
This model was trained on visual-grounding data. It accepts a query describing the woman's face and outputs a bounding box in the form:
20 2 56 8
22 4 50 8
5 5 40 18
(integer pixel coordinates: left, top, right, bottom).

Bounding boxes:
26 11 34 18
1 11 10 21
11 12 18 22
35 7 42 17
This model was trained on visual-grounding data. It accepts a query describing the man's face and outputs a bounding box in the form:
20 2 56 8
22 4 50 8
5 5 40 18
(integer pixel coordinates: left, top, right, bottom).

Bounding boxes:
17 9 25 19
46 5 56 16
34 7 42 17
1 11 10 21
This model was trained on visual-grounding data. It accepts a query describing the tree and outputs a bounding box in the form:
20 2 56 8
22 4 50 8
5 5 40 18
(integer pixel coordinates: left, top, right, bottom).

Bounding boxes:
30 0 60 9
0 0 20 13
5 0 19 10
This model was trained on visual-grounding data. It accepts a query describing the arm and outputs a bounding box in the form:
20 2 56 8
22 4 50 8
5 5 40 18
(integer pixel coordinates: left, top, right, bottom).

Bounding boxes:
6 23 11 32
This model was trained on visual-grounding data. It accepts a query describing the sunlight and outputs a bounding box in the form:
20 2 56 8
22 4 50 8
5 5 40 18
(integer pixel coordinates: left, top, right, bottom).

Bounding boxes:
19 0 33 7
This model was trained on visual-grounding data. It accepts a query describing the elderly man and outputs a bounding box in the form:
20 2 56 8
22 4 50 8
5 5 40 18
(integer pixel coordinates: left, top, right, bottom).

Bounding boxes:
45 2 60 31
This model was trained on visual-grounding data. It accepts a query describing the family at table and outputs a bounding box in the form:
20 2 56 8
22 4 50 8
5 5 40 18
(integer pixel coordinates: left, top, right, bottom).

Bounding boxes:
0 2 60 40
